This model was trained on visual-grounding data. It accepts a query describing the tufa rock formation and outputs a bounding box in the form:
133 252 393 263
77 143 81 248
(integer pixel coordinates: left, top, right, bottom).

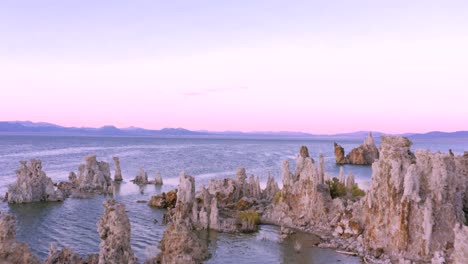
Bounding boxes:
45 243 95 264
152 223 210 264
264 146 338 232
334 143 347 165
148 190 177 209
112 157 123 182
0 212 41 264
151 172 210 263
97 200 137 264
452 224 468 263
334 132 380 165
75 155 113 195
360 136 468 262
262 172 280 200
154 171 163 185
132 168 149 185
7 159 64 203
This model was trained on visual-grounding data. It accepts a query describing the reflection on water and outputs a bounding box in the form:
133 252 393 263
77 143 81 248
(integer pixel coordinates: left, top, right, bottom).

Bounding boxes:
203 225 361 264
1 182 362 263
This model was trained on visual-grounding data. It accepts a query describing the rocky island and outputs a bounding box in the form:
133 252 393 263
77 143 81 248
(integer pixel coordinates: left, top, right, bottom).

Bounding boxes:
334 132 380 165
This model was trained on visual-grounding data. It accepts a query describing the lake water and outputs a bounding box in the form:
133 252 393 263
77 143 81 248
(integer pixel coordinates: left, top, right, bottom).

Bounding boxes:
0 135 465 263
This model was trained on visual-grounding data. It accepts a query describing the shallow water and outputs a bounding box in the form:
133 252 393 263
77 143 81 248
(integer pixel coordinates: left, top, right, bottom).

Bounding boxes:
0 135 465 263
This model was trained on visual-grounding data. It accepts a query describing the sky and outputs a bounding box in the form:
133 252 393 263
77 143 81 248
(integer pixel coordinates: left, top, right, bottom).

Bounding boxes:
0 0 467 134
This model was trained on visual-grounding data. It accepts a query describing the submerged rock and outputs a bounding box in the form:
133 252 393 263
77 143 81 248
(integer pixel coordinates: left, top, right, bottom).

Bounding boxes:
112 157 123 182
0 212 41 264
76 155 113 195
97 199 137 264
7 159 64 203
334 132 380 165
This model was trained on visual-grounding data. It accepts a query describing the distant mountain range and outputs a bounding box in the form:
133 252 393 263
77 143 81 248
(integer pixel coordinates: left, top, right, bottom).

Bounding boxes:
0 121 467 139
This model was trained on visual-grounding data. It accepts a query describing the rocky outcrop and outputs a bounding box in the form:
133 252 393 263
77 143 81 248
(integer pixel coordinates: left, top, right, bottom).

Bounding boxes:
345 172 355 188
154 171 163 185
334 143 347 165
452 224 468 263
148 190 177 209
262 173 279 200
264 146 338 232
112 157 123 182
97 200 137 264
7 159 64 203
45 244 90 264
360 136 468 262
75 155 113 194
132 168 149 185
0 212 41 264
151 173 210 263
334 132 380 165
153 223 210 264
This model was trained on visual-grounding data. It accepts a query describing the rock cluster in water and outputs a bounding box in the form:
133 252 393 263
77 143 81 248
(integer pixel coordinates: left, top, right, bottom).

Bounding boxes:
359 136 468 262
3 135 467 263
334 132 379 165
132 168 164 186
264 137 468 263
6 159 64 203
1 199 138 264
75 155 114 195
0 212 41 263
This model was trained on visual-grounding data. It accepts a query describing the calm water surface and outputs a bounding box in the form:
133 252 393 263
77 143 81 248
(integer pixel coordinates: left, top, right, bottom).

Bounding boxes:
0 135 465 263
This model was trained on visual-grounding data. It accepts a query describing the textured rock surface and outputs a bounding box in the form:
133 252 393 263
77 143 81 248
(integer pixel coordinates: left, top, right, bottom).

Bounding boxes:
133 168 149 185
154 171 163 185
7 159 64 203
452 224 468 263
361 136 468 262
262 173 279 200
334 143 347 165
264 146 338 233
97 200 137 264
148 190 177 209
45 244 88 264
334 132 380 165
112 157 123 182
154 223 209 264
76 155 113 194
0 212 41 264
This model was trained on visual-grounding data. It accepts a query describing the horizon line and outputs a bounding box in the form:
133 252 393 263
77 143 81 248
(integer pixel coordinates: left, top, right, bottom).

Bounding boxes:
2 120 467 136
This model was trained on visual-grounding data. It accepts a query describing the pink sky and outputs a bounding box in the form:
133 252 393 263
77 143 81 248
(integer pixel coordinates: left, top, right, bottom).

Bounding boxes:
1 1 467 134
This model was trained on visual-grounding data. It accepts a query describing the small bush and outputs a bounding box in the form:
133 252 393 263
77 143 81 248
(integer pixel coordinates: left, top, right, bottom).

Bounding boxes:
326 177 347 199
238 211 260 224
274 191 283 204
326 177 365 199
350 184 365 197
